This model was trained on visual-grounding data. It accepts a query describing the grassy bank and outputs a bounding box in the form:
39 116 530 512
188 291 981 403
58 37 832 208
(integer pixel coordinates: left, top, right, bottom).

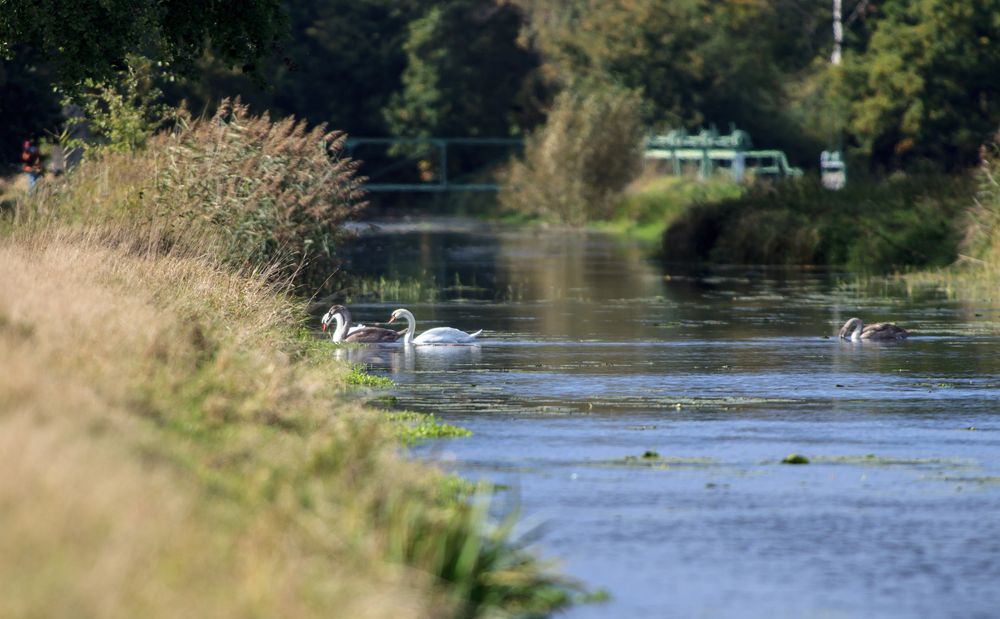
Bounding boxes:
0 107 571 618
903 146 1000 299
661 175 974 271
595 175 742 243
0 224 570 618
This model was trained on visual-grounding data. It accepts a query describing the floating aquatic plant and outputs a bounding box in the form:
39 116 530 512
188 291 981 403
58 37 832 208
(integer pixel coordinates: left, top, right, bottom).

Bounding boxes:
345 365 394 388
386 411 472 444
781 454 810 465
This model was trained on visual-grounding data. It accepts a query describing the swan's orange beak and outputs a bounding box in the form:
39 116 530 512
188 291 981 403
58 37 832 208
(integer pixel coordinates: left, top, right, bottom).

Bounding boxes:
321 322 327 332
388 314 397 324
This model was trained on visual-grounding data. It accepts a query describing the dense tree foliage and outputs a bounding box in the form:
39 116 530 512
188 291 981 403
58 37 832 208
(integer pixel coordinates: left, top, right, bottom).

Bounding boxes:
0 0 286 86
384 1 542 137
5 0 1000 175
0 46 61 163
165 0 540 139
845 0 1000 170
516 0 831 161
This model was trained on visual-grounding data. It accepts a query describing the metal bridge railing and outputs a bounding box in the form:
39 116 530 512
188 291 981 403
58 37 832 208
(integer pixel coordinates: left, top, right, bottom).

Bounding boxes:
344 129 801 192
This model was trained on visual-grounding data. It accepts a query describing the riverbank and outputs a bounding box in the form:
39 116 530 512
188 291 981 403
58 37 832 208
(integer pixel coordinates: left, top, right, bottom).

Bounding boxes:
0 117 570 616
0 223 570 618
660 174 974 271
593 175 741 243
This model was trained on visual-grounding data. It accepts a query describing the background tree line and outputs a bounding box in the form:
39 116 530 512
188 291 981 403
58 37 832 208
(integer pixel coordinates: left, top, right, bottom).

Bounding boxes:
4 0 1000 174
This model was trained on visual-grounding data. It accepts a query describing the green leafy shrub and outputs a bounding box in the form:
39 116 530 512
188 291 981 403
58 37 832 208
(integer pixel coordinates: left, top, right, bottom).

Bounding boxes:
662 175 972 271
65 55 169 154
500 87 644 225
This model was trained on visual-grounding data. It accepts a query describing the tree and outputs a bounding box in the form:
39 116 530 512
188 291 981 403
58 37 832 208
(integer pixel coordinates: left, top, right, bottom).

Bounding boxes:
846 0 1000 169
516 0 830 161
384 0 543 137
0 0 286 87
164 0 433 135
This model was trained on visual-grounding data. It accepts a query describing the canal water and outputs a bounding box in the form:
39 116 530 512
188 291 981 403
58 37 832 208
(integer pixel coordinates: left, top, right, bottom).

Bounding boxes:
340 218 1000 619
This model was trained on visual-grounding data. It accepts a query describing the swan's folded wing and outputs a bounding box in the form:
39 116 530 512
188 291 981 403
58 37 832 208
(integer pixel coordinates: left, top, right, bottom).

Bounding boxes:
344 326 402 343
862 322 909 340
413 327 480 344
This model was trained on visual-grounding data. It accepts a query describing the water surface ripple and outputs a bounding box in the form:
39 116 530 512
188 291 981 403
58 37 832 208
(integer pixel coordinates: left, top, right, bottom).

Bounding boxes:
342 219 1000 619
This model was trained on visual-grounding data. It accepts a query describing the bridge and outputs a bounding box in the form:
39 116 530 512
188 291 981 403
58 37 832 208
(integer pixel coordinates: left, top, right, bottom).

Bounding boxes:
346 128 800 192
643 127 803 180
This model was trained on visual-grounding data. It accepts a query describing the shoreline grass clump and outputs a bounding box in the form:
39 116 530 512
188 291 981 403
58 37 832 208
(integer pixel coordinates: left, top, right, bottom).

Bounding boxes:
387 411 473 444
346 365 396 388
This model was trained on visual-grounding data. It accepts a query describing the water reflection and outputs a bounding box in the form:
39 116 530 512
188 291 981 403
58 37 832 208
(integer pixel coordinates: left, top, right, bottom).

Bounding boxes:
342 218 1000 619
334 342 483 373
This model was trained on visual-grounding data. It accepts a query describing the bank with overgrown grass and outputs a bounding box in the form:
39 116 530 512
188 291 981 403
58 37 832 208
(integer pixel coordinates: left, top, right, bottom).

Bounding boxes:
0 104 571 618
594 175 742 243
903 145 1000 298
661 174 975 272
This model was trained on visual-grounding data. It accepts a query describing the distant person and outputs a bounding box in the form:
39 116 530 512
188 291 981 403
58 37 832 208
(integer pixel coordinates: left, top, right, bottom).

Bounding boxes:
21 139 43 190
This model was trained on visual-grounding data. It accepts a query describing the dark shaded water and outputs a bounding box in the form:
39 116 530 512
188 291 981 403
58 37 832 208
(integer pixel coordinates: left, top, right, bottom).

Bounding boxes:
340 218 1000 619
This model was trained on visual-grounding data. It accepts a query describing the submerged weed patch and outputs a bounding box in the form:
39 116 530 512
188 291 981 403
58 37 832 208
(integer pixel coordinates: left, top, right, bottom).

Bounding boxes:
346 365 395 388
781 454 810 465
813 454 972 468
387 410 472 443
613 452 716 468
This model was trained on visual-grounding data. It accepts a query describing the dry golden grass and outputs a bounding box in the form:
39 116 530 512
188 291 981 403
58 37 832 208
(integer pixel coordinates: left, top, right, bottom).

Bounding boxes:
0 227 445 619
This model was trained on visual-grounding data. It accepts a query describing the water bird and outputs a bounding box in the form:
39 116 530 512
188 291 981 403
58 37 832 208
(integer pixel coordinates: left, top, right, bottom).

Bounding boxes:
388 308 483 345
322 305 403 343
838 317 909 341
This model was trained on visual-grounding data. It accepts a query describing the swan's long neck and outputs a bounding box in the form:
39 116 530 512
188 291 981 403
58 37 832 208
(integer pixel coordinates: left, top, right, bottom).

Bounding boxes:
331 313 348 342
850 320 863 341
400 310 416 345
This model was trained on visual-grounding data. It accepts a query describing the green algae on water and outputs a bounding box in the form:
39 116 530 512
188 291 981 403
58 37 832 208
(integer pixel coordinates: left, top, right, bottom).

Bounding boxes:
781 454 810 465
346 365 394 388
386 410 472 443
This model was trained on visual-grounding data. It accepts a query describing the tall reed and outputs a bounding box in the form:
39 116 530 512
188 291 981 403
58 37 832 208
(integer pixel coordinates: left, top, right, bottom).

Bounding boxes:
961 141 1000 269
15 99 367 291
501 87 644 225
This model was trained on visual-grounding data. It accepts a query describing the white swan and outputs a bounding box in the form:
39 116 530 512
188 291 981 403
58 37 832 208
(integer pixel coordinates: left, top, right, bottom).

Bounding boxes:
388 308 483 345
839 317 909 341
321 305 403 343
